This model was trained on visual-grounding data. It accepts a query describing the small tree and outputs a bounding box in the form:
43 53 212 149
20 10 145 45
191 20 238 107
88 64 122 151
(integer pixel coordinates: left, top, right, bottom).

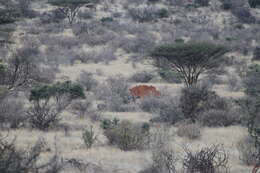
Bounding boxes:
48 0 99 25
150 42 228 87
28 81 85 130
82 125 97 149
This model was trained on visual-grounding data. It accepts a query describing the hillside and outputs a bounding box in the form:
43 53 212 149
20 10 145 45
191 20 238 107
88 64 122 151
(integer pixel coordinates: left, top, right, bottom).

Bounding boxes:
0 0 260 172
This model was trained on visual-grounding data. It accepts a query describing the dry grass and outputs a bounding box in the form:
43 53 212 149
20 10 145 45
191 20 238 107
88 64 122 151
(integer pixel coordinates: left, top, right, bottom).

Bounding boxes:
3 1 259 172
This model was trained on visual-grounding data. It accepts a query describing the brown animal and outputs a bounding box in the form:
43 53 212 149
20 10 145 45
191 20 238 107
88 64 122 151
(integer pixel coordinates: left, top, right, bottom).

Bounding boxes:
129 85 160 98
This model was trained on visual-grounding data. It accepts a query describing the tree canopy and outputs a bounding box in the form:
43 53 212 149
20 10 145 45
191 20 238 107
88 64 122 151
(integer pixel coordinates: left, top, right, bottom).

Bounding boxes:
29 80 85 102
48 0 98 24
48 0 96 6
150 42 228 87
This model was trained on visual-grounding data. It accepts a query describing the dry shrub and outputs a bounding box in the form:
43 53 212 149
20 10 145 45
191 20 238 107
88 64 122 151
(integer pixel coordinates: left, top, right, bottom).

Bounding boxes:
253 47 260 60
0 136 64 173
129 71 154 83
151 146 178 173
0 97 26 128
237 135 258 165
104 120 150 151
182 144 229 173
198 109 238 127
180 84 235 125
140 95 183 124
77 71 98 92
71 99 92 118
140 127 177 173
95 75 133 112
176 123 201 140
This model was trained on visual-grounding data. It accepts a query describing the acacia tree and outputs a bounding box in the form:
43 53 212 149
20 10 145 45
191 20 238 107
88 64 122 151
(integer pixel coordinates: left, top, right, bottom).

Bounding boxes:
28 81 85 130
48 0 98 25
150 42 228 87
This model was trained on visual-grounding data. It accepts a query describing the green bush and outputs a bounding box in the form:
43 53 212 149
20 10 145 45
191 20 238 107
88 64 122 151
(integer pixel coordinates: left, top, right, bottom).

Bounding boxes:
104 120 150 151
82 126 97 149
175 38 185 43
101 17 114 23
156 8 169 18
101 118 119 130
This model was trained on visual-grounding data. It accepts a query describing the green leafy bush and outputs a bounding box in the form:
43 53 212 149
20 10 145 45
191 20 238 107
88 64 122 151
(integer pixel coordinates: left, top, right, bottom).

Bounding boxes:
156 8 169 18
101 118 119 130
101 17 114 23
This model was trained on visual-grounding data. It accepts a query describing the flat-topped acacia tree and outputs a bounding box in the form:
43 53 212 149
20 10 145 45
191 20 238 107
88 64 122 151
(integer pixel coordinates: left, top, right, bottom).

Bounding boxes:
48 0 98 25
150 42 228 87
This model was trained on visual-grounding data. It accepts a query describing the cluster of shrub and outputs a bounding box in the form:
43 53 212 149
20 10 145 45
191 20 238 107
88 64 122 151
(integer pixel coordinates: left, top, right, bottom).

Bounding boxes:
0 0 260 172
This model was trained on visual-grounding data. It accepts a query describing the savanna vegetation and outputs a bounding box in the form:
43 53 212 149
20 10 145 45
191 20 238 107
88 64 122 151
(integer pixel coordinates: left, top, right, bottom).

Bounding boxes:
0 0 260 172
